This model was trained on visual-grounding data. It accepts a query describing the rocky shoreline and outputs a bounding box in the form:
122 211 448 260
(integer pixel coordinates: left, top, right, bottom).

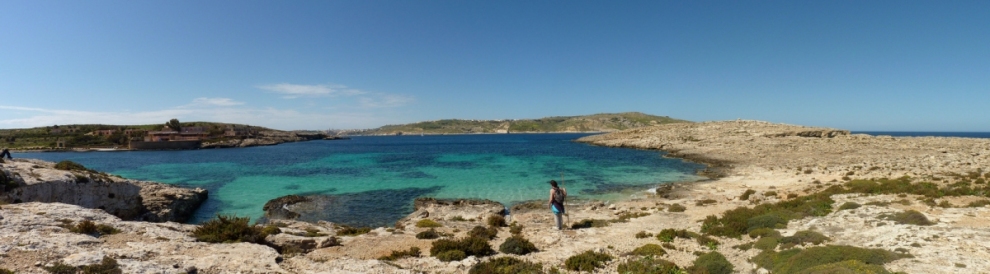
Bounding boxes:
3 120 990 273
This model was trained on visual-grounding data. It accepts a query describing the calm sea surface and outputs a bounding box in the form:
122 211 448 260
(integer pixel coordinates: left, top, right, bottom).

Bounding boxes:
17 134 704 227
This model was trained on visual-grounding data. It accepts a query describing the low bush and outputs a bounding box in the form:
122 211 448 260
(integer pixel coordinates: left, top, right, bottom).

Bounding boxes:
498 235 538 255
469 256 544 274
509 222 523 235
469 225 499 240
801 260 893 274
753 245 908 274
564 250 613 272
764 191 778 197
754 236 779 251
740 189 756 201
436 250 467 262
43 262 79 274
430 237 494 261
80 256 122 274
378 247 420 261
628 243 666 257
54 160 90 172
780 230 829 246
747 212 789 231
656 228 696 242
687 252 733 274
882 210 935 226
668 203 686 212
748 227 781 239
700 187 839 238
416 228 441 239
613 212 650 222
67 220 120 237
696 234 720 250
695 199 718 206
450 215 467 221
192 215 266 244
260 224 282 236
966 199 990 207
0 268 13 274
302 227 329 237
487 215 507 227
416 219 442 228
838 202 861 210
616 256 681 274
635 231 652 239
734 242 753 250
570 219 610 229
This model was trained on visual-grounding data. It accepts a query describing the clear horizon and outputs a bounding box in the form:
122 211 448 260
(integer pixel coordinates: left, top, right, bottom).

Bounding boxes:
2 1 988 131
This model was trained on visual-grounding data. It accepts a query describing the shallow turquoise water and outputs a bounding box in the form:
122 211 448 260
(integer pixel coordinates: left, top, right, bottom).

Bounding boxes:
19 134 704 226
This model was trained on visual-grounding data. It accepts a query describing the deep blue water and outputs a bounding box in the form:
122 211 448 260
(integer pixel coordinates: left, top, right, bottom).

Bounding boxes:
16 134 704 227
854 132 990 138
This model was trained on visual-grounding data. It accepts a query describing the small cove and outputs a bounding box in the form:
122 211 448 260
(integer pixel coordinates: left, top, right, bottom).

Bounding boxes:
18 133 705 227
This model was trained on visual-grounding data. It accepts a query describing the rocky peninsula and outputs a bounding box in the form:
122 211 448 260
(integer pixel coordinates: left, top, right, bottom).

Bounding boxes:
2 120 990 273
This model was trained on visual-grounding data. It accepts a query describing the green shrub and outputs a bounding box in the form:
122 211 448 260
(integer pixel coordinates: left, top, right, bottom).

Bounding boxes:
0 268 13 274
696 235 720 250
66 220 120 237
450 215 467 221
754 236 779 251
635 231 652 239
700 188 839 238
613 212 651 222
570 219 609 229
54 160 90 172
687 252 733 274
966 199 990 207
616 256 681 274
509 222 523 235
416 219 442 228
96 224 120 236
416 228 441 239
436 250 467 261
498 235 538 255
740 189 756 201
765 191 778 197
695 199 718 206
753 245 908 274
1 170 18 191
747 212 789 231
192 214 266 244
668 203 686 212
430 237 494 261
564 250 613 272
43 262 78 274
656 228 696 242
800 260 892 274
260 224 282 236
780 230 829 246
628 243 666 257
336 226 370 236
748 228 781 239
882 210 935 226
733 242 754 251
469 225 499 240
378 247 420 261
469 256 545 274
80 256 122 274
487 215 507 227
838 202 861 210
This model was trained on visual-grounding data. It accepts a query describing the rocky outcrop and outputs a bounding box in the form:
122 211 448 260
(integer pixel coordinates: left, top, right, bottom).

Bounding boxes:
201 130 325 149
0 159 207 223
262 195 311 219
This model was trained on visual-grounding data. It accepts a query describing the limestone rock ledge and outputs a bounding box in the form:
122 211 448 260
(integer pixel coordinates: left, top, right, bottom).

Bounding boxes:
1 159 207 223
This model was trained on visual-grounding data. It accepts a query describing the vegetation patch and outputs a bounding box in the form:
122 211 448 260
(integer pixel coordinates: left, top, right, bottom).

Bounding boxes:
613 212 651 222
695 199 718 206
740 189 757 201
0 268 13 274
753 245 908 274
656 228 697 242
696 234 721 250
416 228 441 239
430 237 495 261
570 219 610 229
416 219 442 228
754 236 780 251
509 222 523 235
838 202 861 210
966 199 990 207
801 260 893 274
687 252 733 274
192 215 267 244
44 256 122 274
487 215 507 227
881 210 935 226
378 247 421 261
748 227 781 239
668 203 687 212
635 231 653 239
335 226 371 236
564 250 613 272
1 171 18 191
627 243 666 257
700 185 842 238
498 235 539 255
469 256 545 274
54 160 92 172
64 220 120 237
780 230 830 246
469 225 500 240
616 256 682 274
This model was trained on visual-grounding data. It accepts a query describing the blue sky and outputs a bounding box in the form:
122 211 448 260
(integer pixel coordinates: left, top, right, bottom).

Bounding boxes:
1 1 987 131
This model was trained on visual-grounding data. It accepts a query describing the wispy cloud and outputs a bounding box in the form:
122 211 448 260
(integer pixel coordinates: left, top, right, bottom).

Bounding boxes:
257 83 366 98
189 97 244 107
360 94 415 108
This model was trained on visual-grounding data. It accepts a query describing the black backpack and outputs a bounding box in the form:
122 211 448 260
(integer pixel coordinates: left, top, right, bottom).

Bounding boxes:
553 188 566 204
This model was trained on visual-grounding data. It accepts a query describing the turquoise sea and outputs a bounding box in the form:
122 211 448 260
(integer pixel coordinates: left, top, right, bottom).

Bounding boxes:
17 134 704 227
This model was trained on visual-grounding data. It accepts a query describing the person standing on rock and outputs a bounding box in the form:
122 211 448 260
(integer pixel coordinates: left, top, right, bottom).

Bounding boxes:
549 180 567 230
0 148 11 160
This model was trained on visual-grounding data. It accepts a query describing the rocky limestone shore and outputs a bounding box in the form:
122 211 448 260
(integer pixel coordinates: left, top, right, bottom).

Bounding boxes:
1 159 207 223
201 130 326 149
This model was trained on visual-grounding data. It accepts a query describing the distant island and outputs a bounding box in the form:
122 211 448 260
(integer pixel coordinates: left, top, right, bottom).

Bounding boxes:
340 112 690 136
0 119 326 151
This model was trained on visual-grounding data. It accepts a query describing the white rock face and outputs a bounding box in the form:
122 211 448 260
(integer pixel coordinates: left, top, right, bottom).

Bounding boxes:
1 159 207 222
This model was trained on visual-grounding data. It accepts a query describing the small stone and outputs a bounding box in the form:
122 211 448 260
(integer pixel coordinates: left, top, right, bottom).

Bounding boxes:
34 261 42 267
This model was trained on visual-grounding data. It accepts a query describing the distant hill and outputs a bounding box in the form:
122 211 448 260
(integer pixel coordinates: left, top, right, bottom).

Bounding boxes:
347 112 691 135
0 121 277 150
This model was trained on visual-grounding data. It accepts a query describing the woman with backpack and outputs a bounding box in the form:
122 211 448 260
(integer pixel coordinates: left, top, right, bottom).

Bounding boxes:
548 180 567 230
